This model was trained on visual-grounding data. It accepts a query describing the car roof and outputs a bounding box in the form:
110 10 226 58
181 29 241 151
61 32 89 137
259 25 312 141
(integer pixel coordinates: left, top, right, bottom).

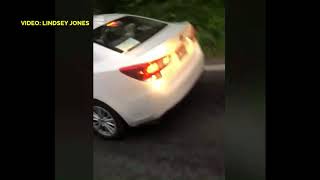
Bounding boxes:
93 13 169 29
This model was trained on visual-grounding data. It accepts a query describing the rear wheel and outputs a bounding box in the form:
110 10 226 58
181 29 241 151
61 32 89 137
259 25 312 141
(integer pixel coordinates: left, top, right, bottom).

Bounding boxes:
93 100 126 139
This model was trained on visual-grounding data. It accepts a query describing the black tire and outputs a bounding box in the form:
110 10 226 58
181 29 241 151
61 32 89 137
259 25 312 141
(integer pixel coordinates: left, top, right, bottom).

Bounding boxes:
93 100 127 139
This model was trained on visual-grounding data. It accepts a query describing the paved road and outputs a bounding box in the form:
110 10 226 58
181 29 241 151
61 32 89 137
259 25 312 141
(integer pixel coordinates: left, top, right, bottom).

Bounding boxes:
94 65 225 180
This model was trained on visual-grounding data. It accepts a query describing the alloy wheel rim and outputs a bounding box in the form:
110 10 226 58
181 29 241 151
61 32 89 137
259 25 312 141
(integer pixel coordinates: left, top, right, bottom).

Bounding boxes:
93 106 117 136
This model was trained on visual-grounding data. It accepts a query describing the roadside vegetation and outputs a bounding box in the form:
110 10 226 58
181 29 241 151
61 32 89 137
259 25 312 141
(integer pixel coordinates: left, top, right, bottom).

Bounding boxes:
94 0 224 58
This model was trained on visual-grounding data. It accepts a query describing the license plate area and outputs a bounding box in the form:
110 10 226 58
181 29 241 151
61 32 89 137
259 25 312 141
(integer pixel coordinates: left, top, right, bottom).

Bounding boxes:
175 43 187 60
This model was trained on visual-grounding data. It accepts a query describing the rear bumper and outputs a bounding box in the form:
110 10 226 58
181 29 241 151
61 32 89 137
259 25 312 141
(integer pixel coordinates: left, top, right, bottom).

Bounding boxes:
123 44 204 126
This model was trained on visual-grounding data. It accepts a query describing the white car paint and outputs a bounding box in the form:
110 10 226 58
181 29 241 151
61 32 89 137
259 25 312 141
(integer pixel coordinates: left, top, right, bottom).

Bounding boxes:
93 14 204 127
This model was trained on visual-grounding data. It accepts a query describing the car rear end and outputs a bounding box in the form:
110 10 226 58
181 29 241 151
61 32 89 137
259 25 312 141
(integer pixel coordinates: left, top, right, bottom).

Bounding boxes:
117 21 204 126
94 15 204 126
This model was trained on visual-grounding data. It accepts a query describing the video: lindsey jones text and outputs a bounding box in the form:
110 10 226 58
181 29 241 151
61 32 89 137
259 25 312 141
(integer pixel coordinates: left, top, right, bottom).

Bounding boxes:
21 20 90 26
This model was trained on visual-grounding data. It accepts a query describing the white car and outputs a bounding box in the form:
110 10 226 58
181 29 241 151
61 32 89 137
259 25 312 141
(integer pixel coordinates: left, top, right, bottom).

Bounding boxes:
93 14 204 139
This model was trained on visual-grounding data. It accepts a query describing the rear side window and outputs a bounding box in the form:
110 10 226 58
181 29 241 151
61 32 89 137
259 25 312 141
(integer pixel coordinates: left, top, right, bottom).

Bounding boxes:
93 16 167 53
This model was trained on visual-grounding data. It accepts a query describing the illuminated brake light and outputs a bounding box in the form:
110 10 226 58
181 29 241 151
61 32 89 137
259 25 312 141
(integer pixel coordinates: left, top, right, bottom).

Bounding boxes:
162 56 170 65
106 21 120 27
119 56 171 81
146 63 160 74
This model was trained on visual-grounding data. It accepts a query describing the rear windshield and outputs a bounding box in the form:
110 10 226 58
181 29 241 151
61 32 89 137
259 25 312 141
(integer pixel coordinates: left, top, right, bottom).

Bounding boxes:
93 16 167 53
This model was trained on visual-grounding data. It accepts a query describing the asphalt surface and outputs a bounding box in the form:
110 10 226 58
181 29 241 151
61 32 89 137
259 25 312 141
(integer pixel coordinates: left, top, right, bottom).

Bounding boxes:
94 65 225 180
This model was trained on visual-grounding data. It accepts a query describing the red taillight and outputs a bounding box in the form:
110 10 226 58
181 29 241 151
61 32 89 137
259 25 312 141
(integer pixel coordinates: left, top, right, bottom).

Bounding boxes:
119 56 171 81
106 21 120 27
146 63 160 74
